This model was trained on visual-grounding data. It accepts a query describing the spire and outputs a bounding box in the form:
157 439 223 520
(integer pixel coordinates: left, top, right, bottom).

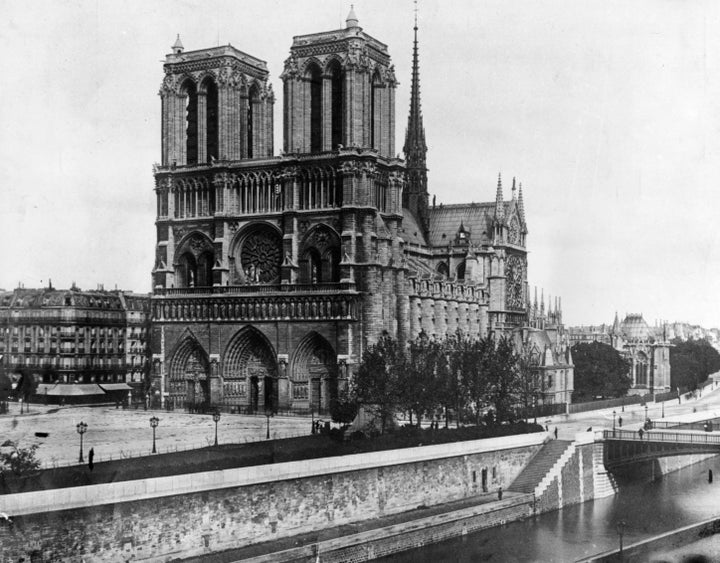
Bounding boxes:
518 181 526 223
346 5 359 28
403 1 429 236
494 173 505 222
172 34 184 54
512 177 517 201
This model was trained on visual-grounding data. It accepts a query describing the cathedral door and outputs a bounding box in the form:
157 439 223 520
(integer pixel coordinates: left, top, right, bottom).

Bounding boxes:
311 377 322 412
250 377 259 412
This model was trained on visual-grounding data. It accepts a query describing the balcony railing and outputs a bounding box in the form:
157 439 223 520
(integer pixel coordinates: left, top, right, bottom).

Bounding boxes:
602 429 720 445
154 282 356 297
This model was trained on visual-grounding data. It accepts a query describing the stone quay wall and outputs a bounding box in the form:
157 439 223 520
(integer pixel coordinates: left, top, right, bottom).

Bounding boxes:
0 433 545 562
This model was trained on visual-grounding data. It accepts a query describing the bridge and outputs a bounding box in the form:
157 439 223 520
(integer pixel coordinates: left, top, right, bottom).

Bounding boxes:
600 428 720 469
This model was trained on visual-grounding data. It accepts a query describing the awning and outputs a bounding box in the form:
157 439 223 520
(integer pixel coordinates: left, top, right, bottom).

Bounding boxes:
36 383 57 394
46 384 105 396
99 383 133 391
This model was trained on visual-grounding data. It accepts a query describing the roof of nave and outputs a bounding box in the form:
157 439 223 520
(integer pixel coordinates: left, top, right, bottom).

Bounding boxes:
619 313 656 341
399 208 428 247
0 287 129 311
427 202 504 247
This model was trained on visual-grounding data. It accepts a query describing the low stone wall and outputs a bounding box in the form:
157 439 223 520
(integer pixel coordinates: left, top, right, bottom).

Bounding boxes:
578 517 720 563
0 433 544 562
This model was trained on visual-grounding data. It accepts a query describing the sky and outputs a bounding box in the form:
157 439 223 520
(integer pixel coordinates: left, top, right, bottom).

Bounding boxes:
1 0 720 328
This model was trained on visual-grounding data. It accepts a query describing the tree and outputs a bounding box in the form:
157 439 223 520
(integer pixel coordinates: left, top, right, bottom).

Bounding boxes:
670 338 720 392
485 336 520 423
454 335 492 425
352 332 403 434
16 369 38 414
0 440 41 479
398 332 446 426
329 390 359 427
571 342 631 402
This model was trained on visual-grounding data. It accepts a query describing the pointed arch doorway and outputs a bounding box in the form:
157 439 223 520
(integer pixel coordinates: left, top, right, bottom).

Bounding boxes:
224 328 278 412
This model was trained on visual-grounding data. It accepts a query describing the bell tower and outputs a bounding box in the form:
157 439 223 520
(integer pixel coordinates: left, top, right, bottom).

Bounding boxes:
280 7 398 157
159 36 274 166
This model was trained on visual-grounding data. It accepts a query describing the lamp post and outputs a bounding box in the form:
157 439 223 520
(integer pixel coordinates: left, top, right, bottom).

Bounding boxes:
617 520 627 558
612 410 616 437
621 394 625 412
150 416 159 453
213 409 221 447
76 421 87 463
645 403 648 421
662 398 665 418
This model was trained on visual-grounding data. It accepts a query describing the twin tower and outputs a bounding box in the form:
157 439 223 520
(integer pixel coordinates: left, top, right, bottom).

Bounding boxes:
158 9 397 166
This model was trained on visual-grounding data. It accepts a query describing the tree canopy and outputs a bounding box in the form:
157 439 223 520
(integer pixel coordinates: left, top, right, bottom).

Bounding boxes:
670 338 720 391
571 342 632 402
353 331 524 433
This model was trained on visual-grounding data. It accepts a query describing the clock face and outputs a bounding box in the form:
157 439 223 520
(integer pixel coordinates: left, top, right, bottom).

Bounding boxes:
509 216 521 245
505 255 525 310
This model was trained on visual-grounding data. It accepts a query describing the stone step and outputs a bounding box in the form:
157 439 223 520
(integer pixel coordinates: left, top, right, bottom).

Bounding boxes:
509 440 572 493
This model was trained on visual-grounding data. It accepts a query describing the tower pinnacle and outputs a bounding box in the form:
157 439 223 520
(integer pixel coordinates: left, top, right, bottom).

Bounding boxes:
346 5 359 28
403 2 429 236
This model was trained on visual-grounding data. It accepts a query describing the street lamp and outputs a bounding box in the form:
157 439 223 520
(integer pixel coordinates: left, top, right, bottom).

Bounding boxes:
150 416 159 454
662 398 665 418
612 410 616 437
212 409 221 447
617 520 627 557
645 403 648 421
621 394 625 412
76 421 87 463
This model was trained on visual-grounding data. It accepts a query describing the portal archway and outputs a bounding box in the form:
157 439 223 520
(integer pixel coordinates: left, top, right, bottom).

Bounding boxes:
223 327 278 411
168 336 210 408
291 332 338 411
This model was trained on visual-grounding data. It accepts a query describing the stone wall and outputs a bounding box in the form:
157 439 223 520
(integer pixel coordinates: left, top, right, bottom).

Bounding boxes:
0 434 544 562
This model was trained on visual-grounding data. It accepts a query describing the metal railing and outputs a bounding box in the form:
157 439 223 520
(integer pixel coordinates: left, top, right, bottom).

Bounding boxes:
602 429 720 445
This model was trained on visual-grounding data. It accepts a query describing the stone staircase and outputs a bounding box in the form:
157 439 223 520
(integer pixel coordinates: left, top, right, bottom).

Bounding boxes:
509 439 573 494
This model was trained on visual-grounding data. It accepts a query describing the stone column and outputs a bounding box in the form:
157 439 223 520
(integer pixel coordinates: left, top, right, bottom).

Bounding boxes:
322 75 332 151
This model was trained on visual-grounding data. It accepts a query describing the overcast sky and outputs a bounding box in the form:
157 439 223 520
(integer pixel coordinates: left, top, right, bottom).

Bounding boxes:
1 0 719 328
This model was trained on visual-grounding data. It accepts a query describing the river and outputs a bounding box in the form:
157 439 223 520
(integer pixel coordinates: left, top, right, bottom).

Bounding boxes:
381 456 720 562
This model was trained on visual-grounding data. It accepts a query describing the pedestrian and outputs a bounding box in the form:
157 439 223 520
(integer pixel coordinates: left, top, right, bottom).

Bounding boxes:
709 469 714 484
554 427 558 439
638 427 644 440
618 416 623 428
88 447 94 471
545 424 549 432
498 486 503 500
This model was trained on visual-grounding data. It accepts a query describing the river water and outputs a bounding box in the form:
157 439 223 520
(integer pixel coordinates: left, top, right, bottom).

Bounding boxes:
381 457 720 562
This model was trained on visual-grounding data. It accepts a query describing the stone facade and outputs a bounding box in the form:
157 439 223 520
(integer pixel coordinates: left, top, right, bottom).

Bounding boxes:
568 313 671 395
0 286 150 402
150 9 570 411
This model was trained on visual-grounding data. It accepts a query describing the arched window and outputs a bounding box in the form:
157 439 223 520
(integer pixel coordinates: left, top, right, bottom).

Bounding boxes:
328 60 344 150
307 64 323 153
437 262 449 277
456 261 466 281
178 253 197 288
370 71 382 149
299 226 341 284
196 251 214 287
247 85 259 159
182 79 198 165
205 79 218 162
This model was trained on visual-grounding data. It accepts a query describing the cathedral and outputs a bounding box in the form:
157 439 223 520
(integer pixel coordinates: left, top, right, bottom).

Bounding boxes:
150 9 573 411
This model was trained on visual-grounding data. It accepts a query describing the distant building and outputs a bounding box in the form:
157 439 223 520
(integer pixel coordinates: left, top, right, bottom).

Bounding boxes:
610 313 671 395
568 313 671 395
0 286 150 403
514 293 574 405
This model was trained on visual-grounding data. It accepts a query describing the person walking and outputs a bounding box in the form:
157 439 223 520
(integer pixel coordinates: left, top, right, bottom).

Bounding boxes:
554 427 558 439
638 427 644 440
88 447 94 471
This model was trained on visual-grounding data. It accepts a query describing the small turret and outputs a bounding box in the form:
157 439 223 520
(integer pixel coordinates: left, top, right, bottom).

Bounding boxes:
494 173 505 222
346 5 359 28
172 34 184 54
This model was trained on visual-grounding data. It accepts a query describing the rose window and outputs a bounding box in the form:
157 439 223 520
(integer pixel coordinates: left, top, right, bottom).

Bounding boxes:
241 229 282 283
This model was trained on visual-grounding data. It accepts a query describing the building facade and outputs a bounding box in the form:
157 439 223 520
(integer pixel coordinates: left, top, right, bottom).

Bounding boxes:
150 10 571 411
0 286 150 402
568 313 671 395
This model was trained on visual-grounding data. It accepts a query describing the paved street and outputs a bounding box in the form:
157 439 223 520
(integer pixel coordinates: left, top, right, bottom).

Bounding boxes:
4 385 720 469
0 404 313 467
549 384 720 440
